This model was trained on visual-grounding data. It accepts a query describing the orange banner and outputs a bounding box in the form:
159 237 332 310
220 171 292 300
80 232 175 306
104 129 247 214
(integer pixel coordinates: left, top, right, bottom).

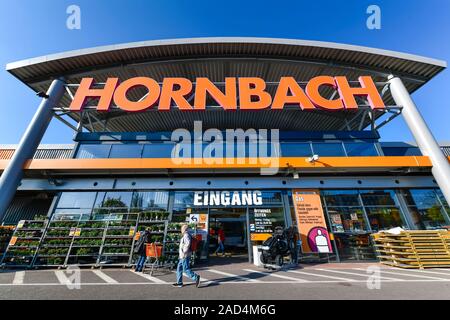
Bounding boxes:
292 190 333 253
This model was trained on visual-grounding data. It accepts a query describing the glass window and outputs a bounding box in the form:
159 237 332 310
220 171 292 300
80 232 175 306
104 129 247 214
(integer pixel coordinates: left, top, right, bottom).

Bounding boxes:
94 191 133 215
407 206 447 230
259 191 283 205
344 143 379 156
142 143 177 158
131 191 169 210
436 189 450 214
76 144 111 159
281 143 312 157
312 143 346 157
382 147 422 156
333 233 376 261
53 192 97 217
326 207 368 233
109 144 142 158
173 192 195 208
249 207 285 234
56 192 97 209
359 190 397 206
365 207 407 232
323 190 360 207
402 189 449 230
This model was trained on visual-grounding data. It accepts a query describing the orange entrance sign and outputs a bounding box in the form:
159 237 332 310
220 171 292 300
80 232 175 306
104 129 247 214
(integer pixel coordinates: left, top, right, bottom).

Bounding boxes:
292 190 333 254
69 76 385 112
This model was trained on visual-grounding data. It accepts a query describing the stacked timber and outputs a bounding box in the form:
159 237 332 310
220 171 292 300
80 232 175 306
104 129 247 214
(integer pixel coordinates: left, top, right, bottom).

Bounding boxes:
372 230 450 269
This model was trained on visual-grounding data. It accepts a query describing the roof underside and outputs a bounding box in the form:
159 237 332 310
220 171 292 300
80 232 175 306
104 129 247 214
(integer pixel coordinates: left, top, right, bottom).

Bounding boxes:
6 38 446 132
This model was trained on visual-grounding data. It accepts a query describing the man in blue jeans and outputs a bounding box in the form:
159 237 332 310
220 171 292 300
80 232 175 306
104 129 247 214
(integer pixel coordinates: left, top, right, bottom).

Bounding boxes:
172 224 201 288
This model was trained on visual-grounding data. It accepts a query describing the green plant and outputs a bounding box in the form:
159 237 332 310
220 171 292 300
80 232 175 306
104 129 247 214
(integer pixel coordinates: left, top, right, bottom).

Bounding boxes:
33 215 48 221
15 240 40 247
106 229 130 236
46 229 70 237
80 230 103 237
50 221 78 228
15 230 42 238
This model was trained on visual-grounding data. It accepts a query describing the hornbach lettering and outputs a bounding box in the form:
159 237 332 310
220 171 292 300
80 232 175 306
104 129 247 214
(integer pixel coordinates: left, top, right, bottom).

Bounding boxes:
69 76 385 112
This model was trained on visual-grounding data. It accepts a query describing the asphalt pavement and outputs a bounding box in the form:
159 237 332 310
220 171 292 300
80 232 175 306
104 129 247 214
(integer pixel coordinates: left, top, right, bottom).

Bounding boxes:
1 262 450 300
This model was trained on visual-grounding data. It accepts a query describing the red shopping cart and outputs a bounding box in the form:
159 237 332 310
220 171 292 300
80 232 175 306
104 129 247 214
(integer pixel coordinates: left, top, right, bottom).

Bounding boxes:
144 243 163 275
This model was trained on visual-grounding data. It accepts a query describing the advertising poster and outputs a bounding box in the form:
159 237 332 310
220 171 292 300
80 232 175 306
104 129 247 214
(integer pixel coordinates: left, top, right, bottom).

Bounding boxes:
292 190 333 253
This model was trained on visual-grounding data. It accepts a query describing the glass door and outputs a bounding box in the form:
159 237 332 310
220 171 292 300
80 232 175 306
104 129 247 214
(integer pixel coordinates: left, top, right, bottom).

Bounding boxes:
208 208 248 263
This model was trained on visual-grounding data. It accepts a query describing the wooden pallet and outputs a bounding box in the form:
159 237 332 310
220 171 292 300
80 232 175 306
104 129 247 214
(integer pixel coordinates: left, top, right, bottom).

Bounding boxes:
372 230 450 269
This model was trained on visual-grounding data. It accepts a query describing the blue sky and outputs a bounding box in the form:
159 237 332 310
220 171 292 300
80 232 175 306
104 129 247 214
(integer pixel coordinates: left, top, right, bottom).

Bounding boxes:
0 0 449 144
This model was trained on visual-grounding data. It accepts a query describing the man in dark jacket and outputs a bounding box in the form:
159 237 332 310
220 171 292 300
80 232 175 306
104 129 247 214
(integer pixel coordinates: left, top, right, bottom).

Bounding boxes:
134 228 151 272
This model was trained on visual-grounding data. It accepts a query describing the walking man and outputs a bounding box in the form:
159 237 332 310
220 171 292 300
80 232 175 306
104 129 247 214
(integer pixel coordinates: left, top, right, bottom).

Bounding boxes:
172 224 201 288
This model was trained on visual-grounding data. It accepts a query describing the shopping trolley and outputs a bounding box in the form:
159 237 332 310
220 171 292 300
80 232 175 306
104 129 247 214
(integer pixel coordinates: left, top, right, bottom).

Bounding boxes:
143 243 163 275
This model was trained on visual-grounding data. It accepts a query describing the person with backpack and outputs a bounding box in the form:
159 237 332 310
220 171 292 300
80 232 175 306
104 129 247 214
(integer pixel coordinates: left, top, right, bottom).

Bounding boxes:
134 227 151 272
172 224 201 288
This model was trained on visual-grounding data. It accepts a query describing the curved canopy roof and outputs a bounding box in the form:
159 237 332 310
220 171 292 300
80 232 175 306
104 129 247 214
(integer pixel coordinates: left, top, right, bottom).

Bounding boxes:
6 38 447 132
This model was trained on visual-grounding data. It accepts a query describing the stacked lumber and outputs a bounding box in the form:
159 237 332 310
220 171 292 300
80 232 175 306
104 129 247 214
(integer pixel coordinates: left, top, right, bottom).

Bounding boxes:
372 230 450 269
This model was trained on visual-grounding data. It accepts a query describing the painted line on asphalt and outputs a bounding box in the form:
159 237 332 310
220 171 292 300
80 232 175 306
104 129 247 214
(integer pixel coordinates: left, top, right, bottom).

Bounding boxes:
181 274 214 286
2 279 450 287
130 270 168 284
317 269 404 281
435 268 450 273
285 269 356 282
206 269 262 282
243 269 309 283
353 268 448 281
12 271 25 285
54 271 72 285
384 268 450 277
92 270 118 284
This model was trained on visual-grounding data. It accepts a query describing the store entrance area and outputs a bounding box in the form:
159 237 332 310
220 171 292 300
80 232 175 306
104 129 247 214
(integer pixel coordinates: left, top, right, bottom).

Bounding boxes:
208 208 249 265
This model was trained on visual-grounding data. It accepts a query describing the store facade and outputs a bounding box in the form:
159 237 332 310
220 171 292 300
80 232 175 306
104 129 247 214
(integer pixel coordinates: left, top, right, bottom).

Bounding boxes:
0 38 449 267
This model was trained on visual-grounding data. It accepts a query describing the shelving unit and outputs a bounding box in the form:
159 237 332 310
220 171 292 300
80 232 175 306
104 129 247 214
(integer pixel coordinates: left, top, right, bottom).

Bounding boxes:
0 226 14 257
0 219 48 268
34 213 101 267
1 209 191 269
164 223 183 267
133 210 171 268
98 213 139 267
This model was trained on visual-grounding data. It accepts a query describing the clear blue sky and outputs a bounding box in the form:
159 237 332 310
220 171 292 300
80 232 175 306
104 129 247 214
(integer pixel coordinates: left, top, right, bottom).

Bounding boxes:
0 0 449 144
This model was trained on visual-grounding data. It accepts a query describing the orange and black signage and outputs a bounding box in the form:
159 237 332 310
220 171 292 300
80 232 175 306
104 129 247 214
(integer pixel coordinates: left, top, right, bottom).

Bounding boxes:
292 190 333 254
69 76 385 112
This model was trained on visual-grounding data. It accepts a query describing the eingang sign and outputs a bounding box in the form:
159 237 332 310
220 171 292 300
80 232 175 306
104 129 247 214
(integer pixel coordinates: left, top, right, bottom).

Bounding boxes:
69 76 385 112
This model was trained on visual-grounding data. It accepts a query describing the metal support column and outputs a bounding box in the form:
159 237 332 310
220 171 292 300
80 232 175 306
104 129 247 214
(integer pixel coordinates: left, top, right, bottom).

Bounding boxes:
0 78 66 222
388 75 450 204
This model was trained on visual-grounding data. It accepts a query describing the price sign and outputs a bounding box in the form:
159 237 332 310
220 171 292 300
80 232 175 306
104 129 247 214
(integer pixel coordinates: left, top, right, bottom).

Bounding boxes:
70 228 81 237
135 231 141 240
9 236 17 246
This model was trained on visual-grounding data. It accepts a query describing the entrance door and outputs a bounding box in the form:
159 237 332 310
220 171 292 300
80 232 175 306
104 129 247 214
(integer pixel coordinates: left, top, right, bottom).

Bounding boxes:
208 208 249 264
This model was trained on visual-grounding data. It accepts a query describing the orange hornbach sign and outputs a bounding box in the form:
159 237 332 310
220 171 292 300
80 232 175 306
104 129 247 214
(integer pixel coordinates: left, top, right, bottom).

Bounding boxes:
69 76 385 112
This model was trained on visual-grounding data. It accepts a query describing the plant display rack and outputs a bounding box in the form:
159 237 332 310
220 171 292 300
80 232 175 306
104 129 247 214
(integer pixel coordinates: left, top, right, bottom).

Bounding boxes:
135 210 170 266
0 218 48 268
372 230 450 269
0 210 200 269
98 213 140 267
34 212 141 268
0 226 14 257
